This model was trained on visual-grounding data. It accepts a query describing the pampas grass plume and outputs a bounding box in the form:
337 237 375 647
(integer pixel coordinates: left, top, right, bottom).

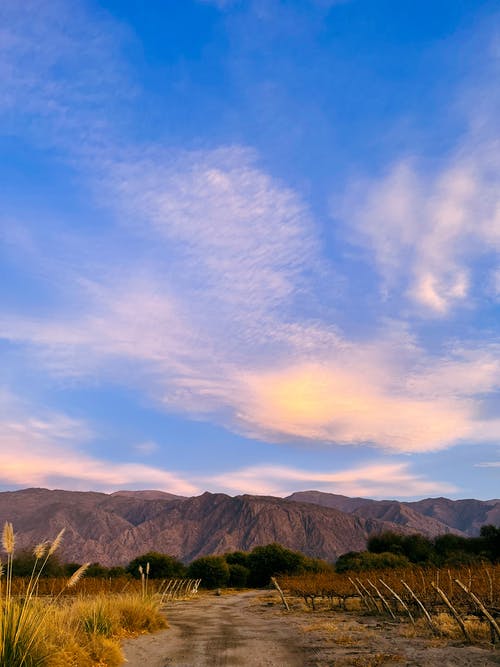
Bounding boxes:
33 541 48 560
2 521 15 554
48 528 65 555
68 562 90 588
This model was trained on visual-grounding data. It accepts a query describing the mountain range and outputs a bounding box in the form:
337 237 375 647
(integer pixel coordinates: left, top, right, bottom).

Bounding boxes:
0 488 498 566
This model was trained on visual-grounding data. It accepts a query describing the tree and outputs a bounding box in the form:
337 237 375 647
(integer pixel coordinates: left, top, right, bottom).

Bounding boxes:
368 532 433 564
246 543 305 587
187 556 230 589
12 549 64 577
402 534 433 563
126 552 186 579
225 551 249 567
479 525 500 561
228 563 250 588
367 532 405 556
335 550 410 573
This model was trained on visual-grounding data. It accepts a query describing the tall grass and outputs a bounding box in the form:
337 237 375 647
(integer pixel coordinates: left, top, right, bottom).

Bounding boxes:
0 522 167 666
0 522 89 666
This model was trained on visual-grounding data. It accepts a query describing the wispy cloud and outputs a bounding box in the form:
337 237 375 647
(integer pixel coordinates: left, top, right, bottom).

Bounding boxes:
0 0 131 150
0 391 198 494
104 146 319 318
339 133 500 315
0 390 455 497
5 287 500 452
1 0 500 476
205 462 457 498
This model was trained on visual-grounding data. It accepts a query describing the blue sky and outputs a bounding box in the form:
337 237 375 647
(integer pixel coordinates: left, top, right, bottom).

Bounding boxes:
1 0 500 500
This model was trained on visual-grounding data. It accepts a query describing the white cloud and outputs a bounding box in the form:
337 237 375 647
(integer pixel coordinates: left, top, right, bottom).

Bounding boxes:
206 462 457 498
0 390 456 499
104 146 319 321
339 138 500 315
4 278 500 453
0 0 131 148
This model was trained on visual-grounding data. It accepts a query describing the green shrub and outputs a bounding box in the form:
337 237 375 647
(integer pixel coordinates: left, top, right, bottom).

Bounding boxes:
335 550 410 573
228 563 250 588
246 543 305 587
187 556 230 589
126 552 186 579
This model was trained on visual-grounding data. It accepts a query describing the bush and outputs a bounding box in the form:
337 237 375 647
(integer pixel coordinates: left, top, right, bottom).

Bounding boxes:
246 543 305 587
368 532 433 564
225 551 249 567
126 552 186 579
302 556 333 573
228 563 250 588
367 532 406 556
335 550 410 573
187 556 230 589
12 549 64 578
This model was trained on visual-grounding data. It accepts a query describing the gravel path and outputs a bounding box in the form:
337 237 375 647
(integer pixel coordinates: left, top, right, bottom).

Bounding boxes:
122 590 500 667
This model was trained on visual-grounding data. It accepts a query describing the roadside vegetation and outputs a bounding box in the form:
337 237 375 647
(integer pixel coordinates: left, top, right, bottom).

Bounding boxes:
0 523 166 667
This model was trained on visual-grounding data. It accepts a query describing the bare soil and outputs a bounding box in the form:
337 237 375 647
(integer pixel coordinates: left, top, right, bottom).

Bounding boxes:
122 590 500 667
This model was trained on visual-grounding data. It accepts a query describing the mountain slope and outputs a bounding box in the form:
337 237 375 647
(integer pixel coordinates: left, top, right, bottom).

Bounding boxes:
0 488 425 566
286 491 500 536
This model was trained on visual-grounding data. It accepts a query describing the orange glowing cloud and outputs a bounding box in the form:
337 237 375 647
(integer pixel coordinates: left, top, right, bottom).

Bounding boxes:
237 362 473 451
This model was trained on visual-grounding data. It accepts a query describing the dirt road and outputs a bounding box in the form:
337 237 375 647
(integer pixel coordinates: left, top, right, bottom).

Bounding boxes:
122 590 308 666
122 590 500 667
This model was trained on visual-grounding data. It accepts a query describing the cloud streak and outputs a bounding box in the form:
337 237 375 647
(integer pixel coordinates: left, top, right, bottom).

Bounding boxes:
206 462 457 498
0 390 454 498
339 133 500 315
0 391 198 495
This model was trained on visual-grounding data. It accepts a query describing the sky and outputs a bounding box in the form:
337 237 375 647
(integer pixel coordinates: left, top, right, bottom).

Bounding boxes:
1 0 500 501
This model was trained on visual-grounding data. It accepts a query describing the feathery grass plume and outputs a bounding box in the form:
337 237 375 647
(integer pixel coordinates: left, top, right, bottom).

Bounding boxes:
48 528 65 556
68 563 90 589
2 521 15 554
33 542 48 560
2 522 15 601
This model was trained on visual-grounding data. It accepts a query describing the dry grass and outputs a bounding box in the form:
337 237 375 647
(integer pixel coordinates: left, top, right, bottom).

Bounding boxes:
400 611 492 642
1 522 167 666
302 621 340 633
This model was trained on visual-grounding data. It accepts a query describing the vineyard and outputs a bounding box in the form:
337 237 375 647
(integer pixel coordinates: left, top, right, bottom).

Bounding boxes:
278 564 500 644
8 575 201 602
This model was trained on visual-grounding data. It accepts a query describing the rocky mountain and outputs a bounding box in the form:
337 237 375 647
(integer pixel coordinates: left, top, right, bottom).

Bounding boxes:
286 491 500 536
407 497 500 535
0 488 497 566
0 487 442 566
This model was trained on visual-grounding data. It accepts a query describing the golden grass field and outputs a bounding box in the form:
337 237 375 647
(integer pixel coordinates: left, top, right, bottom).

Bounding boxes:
0 523 167 667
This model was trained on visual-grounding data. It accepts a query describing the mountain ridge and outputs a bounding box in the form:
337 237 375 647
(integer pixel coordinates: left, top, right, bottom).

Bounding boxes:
0 488 497 566
285 490 500 536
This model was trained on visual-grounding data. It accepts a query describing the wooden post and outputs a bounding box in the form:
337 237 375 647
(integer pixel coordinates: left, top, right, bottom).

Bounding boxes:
367 579 396 620
454 579 500 643
379 578 414 624
356 578 378 612
348 577 371 611
271 577 290 611
401 580 438 635
431 582 471 643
